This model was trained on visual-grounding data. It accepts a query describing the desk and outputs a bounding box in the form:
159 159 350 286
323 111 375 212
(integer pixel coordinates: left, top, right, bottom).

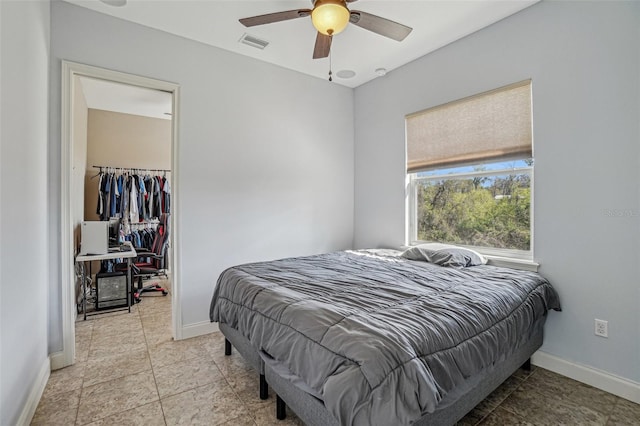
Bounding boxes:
76 242 137 320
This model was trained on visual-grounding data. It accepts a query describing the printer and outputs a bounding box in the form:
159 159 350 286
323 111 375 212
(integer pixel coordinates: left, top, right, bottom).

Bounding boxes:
80 221 109 255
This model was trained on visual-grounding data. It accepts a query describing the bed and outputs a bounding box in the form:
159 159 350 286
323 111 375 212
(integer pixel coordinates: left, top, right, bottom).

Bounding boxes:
209 248 560 425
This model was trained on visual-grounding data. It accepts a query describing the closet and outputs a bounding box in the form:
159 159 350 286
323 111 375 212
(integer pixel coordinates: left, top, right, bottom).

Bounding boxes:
76 78 173 315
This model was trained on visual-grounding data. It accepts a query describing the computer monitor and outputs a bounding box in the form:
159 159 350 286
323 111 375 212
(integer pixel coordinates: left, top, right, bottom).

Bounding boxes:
108 218 121 244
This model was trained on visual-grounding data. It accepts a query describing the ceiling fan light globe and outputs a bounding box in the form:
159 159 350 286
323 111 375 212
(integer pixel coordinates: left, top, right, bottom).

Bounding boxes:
311 0 350 36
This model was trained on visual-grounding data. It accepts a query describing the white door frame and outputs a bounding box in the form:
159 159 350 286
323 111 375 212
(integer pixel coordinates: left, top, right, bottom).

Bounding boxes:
60 61 182 367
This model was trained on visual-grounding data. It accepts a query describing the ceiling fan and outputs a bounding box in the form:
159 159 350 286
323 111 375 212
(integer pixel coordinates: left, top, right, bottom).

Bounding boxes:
239 0 413 59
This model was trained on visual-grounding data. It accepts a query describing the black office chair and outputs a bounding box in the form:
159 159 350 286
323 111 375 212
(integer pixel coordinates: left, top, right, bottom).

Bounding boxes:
118 214 170 302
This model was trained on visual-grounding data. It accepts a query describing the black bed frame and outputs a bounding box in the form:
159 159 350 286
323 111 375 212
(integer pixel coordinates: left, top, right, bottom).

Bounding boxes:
219 320 543 425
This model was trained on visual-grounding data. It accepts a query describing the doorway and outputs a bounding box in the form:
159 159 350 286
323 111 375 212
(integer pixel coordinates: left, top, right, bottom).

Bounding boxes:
60 61 181 368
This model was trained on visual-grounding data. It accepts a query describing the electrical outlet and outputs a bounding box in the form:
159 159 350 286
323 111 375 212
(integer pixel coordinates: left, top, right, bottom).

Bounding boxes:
595 319 608 338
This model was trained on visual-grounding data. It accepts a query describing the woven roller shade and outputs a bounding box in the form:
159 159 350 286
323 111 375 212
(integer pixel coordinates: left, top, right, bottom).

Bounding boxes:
406 80 532 173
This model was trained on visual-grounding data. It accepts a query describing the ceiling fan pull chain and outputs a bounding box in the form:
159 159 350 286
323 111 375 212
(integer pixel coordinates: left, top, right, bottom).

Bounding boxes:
328 44 333 82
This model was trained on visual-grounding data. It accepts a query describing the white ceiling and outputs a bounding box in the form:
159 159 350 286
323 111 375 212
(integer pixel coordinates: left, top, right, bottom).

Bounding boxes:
78 76 173 119
64 0 538 88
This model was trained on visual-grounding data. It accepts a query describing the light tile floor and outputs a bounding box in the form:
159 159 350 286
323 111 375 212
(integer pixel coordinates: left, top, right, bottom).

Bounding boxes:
33 280 640 425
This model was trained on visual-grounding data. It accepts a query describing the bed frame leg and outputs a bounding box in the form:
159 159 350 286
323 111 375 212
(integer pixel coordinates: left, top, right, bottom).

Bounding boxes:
260 374 269 400
224 338 232 356
276 395 287 420
521 358 531 371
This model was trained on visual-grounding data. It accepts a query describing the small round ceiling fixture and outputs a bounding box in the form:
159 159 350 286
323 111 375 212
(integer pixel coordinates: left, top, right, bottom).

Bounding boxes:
336 70 356 79
375 68 387 77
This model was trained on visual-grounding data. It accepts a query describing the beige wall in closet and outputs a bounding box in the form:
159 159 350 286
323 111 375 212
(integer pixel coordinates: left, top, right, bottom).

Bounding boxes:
84 109 171 221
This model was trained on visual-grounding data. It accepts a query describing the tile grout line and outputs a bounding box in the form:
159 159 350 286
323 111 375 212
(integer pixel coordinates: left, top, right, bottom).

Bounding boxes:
44 282 169 426
74 321 94 426
480 368 536 425
76 306 150 425
210 346 280 425
142 284 174 425
141 299 169 426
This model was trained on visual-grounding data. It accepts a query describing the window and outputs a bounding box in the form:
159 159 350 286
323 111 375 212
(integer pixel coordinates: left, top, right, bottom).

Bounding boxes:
406 81 533 259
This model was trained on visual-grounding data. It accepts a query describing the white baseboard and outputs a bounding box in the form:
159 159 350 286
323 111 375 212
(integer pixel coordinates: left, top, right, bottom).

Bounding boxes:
49 350 66 371
532 350 640 404
179 320 219 340
15 356 50 426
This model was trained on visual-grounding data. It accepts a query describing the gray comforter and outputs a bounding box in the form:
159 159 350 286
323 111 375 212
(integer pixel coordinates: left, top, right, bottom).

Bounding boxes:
210 250 560 425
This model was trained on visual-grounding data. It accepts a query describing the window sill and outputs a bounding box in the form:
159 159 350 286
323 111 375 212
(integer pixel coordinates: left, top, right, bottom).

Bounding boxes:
400 244 540 272
486 255 539 272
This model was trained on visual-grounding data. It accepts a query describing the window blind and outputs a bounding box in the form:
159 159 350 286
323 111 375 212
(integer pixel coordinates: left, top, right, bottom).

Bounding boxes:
406 80 532 173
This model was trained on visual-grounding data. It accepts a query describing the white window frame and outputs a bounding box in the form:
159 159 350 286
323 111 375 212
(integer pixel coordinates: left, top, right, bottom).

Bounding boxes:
408 162 535 265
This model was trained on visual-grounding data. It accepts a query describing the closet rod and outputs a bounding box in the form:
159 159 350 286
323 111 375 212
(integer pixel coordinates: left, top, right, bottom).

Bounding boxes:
92 165 171 173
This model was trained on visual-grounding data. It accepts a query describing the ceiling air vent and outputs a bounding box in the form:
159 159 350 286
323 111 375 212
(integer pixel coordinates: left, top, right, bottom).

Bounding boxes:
239 33 270 50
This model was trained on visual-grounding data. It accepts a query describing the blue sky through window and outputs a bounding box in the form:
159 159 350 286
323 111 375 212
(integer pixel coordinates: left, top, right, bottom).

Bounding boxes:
416 159 531 177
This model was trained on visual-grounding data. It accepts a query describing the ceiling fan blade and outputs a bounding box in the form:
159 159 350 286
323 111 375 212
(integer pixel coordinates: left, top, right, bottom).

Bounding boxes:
349 11 412 41
313 32 332 59
239 9 311 27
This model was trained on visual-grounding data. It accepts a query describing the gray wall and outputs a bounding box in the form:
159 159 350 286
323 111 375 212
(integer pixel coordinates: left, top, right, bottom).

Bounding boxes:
0 1 50 424
49 2 354 351
354 1 640 382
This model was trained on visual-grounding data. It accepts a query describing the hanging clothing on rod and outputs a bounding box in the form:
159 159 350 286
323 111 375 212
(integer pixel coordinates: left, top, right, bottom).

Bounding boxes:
92 165 171 173
93 166 171 224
